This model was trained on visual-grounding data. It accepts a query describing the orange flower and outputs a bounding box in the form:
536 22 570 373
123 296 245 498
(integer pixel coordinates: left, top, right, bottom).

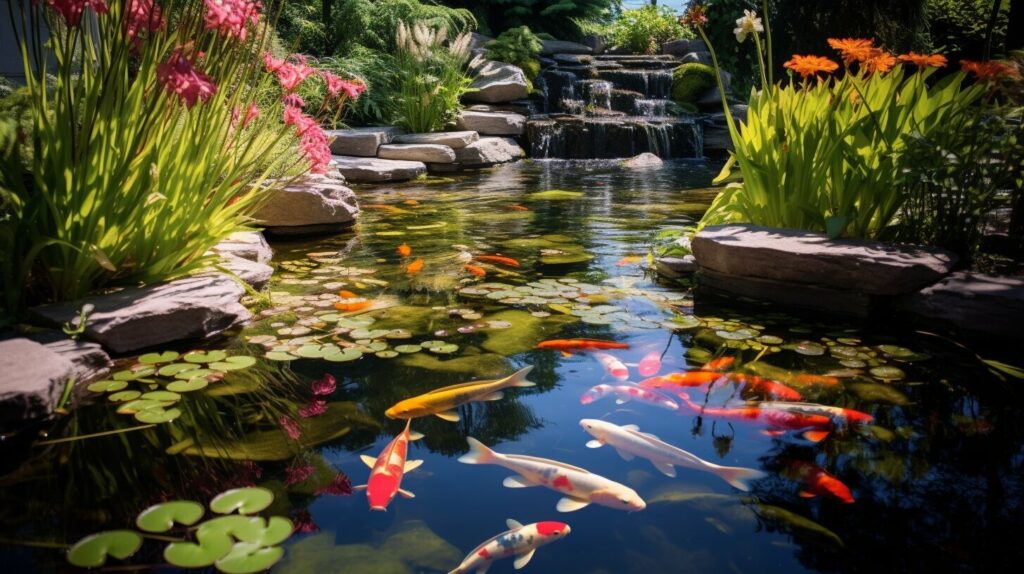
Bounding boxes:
784 55 839 78
898 52 948 68
862 49 897 74
827 38 874 66
680 4 708 28
961 59 1022 80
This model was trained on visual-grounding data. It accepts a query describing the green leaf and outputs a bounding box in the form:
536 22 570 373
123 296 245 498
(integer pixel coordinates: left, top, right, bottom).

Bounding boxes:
215 542 285 574
139 351 180 364
136 501 205 533
164 528 233 568
67 531 143 568
983 359 1024 380
825 215 849 239
184 350 229 364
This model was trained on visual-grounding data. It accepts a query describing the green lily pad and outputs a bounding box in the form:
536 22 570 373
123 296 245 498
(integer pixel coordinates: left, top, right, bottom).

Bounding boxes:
67 530 143 568
869 366 905 381
215 542 285 574
175 368 213 380
324 348 363 362
209 356 258 371
164 528 233 568
669 315 702 330
184 350 229 364
210 487 274 515
877 345 914 358
87 380 128 393
758 335 784 345
426 343 460 354
539 250 594 265
108 390 142 402
139 351 180 365
716 328 757 340
296 345 333 359
141 391 181 402
350 328 391 340
135 407 182 424
116 399 169 414
394 345 423 354
794 341 826 356
525 189 583 201
136 500 205 533
167 378 210 392
375 350 399 359
112 366 157 381
159 363 199 376
265 351 297 361
385 329 412 339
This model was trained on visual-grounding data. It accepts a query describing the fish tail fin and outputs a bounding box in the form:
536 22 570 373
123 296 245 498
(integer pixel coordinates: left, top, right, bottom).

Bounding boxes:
503 366 536 388
459 437 497 465
716 466 768 492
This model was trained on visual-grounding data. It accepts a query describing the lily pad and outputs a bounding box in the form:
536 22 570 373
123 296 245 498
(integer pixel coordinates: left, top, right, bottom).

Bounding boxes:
215 542 285 574
167 378 210 392
426 343 460 354
67 530 143 568
112 366 156 381
265 351 298 361
108 390 142 402
794 341 826 356
210 487 274 515
116 399 170 414
141 391 181 402
139 351 180 364
136 500 205 533
159 363 199 376
175 368 213 380
135 407 182 424
869 366 905 381
87 380 128 393
394 345 422 354
209 356 258 371
164 528 233 568
184 350 229 364
375 350 399 359
324 348 363 362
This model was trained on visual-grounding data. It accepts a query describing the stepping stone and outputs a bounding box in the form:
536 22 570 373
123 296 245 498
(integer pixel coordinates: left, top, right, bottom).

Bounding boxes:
212 231 272 264
27 330 112 384
902 272 1024 339
326 127 404 157
252 176 358 236
465 60 530 103
378 143 457 164
332 156 427 183
553 54 593 65
392 131 479 149
455 111 526 136
455 137 525 167
218 254 274 290
0 338 75 428
655 255 697 278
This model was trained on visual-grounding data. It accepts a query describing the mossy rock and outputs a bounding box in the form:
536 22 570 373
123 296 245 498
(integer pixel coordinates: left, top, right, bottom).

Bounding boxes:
672 63 716 105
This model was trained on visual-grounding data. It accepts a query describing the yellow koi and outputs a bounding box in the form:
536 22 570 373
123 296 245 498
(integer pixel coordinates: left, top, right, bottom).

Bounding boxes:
385 367 535 422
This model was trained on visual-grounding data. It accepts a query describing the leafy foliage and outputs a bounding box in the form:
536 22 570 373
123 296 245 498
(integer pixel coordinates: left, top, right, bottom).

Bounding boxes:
485 26 543 87
445 0 619 39
672 63 717 104
391 22 476 133
332 0 476 54
927 0 1010 61
607 4 688 55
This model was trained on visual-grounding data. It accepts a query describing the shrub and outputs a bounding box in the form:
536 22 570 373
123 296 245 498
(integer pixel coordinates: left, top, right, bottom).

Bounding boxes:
927 0 1010 61
485 26 543 88
445 0 618 40
672 63 718 104
391 22 475 133
608 5 689 55
332 0 476 54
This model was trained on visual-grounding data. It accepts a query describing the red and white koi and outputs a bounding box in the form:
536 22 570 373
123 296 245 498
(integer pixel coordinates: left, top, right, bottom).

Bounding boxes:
637 351 662 377
352 420 424 511
459 438 646 513
594 352 629 381
579 384 678 411
785 459 855 503
676 393 833 443
751 401 873 427
448 519 570 574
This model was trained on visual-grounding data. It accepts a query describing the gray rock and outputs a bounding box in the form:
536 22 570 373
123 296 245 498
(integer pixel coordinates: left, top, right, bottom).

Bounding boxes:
702 125 732 153
621 152 663 169
212 232 272 264
252 178 358 235
655 255 698 278
392 131 480 149
902 272 1024 339
662 38 707 56
680 51 713 66
465 61 530 103
331 156 427 183
378 143 457 164
455 111 526 136
218 254 274 290
698 87 725 109
26 330 113 384
326 127 404 157
582 35 607 55
469 32 493 53
30 275 250 354
0 338 74 427
692 225 957 296
553 54 593 65
455 137 525 167
541 40 593 55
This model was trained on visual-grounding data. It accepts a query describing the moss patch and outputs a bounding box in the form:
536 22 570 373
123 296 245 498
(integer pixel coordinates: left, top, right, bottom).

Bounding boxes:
672 63 716 105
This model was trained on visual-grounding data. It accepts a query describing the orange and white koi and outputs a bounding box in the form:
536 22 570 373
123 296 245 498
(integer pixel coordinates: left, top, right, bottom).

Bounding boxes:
447 519 569 574
537 339 630 351
335 297 372 312
352 420 424 511
385 367 535 422
785 459 854 503
580 419 767 491
616 256 642 266
459 438 646 513
397 243 412 257
594 352 629 381
728 374 803 401
474 255 520 267
405 257 424 274
752 401 873 427
676 393 833 442
637 351 662 377
579 384 678 411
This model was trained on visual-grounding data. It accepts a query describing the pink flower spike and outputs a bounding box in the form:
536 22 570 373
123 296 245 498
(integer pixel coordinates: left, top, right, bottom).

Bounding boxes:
46 0 108 27
298 399 327 418
124 0 164 46
263 52 286 73
157 50 217 108
279 415 302 440
203 0 262 41
311 373 337 396
284 461 315 486
316 473 352 496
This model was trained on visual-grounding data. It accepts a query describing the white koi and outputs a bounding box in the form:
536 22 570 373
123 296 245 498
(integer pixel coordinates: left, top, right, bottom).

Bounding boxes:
447 519 570 574
579 384 679 411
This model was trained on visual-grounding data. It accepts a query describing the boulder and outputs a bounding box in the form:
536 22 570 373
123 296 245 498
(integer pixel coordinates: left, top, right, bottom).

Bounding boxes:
212 232 272 264
0 338 74 427
30 275 250 354
331 156 427 183
326 127 404 157
697 268 875 317
455 137 525 167
219 254 274 290
692 225 957 296
680 51 713 66
392 131 479 149
582 35 607 55
541 40 593 55
26 330 112 384
378 143 457 164
621 152 663 169
465 61 530 103
455 111 526 136
465 100 538 116
469 32 493 54
902 272 1024 339
662 38 707 56
252 178 358 235
698 86 724 109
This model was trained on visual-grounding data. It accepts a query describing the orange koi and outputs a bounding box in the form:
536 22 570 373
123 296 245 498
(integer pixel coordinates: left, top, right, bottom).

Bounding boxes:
364 204 403 213
639 371 723 388
792 373 841 387
335 298 372 312
702 356 735 372
402 199 419 205
405 258 424 274
537 339 630 351
784 460 854 503
676 393 833 443
616 256 642 266
475 255 520 267
397 243 411 257
729 374 803 401
464 264 486 277
338 290 359 299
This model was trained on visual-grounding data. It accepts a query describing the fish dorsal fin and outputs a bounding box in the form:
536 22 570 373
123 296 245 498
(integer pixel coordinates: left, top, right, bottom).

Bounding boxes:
504 453 590 474
513 549 536 569
621 424 640 431
360 454 377 468
506 518 524 530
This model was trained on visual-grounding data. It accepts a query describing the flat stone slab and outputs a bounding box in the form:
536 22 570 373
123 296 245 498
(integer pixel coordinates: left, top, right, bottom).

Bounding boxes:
30 275 250 354
326 127 404 157
392 131 479 149
212 231 272 264
662 38 706 56
655 255 697 278
252 177 358 235
219 254 273 290
692 225 957 295
27 330 112 384
455 111 526 136
465 60 530 103
455 137 525 167
541 40 592 55
902 272 1024 339
0 338 75 428
331 156 427 183
378 143 457 164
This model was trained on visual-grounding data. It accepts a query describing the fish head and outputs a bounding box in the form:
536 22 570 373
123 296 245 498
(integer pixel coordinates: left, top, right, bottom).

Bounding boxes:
535 521 571 539
385 400 423 420
591 487 646 512
579 418 610 439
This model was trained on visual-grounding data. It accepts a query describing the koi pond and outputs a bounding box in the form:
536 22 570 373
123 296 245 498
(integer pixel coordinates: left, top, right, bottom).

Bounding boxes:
2 160 1023 573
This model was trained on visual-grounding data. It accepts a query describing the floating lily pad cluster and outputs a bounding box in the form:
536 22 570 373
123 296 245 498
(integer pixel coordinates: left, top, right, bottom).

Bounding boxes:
68 487 293 573
86 351 257 424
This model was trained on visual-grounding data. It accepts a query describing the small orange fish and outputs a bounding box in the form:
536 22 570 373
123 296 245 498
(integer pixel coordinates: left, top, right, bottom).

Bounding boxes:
398 243 411 257
702 357 735 372
616 256 642 266
464 264 486 277
335 298 372 312
338 290 358 299
475 255 520 267
537 339 630 351
405 258 424 274
507 204 530 211
402 199 420 206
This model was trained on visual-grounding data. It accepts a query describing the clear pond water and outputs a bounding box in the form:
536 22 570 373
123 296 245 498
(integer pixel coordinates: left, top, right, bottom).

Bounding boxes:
2 160 1023 573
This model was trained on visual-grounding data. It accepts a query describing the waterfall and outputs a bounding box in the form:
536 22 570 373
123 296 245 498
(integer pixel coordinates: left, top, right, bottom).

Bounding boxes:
526 117 702 160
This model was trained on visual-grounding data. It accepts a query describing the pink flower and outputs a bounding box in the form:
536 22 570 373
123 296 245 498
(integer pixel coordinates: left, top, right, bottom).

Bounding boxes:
46 0 108 27
311 373 336 396
231 103 260 128
124 0 164 46
284 461 315 486
291 508 319 533
157 50 217 108
298 399 326 418
275 61 316 93
279 415 302 440
204 0 262 41
282 93 306 109
263 52 286 73
319 71 366 101
316 473 352 496
282 107 332 174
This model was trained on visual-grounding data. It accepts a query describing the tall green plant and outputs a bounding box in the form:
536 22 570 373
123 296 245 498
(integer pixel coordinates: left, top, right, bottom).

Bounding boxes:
391 21 475 133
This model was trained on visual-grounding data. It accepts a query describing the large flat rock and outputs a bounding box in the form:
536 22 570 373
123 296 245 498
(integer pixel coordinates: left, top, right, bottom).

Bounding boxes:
212 232 272 264
326 127 404 157
692 225 957 295
252 177 358 236
219 254 274 290
465 60 530 103
541 40 592 55
331 156 426 183
662 38 706 56
902 272 1024 339
378 143 457 164
455 111 526 136
30 275 250 354
0 338 76 428
26 330 112 384
392 131 479 149
454 137 525 167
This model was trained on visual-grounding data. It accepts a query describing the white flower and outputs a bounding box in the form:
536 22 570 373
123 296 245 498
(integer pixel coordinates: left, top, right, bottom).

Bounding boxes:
733 9 764 43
